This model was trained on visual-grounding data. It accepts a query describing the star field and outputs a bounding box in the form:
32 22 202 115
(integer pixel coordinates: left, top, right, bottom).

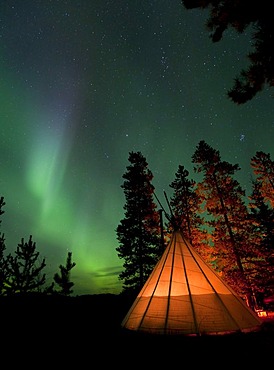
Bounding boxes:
0 1 273 295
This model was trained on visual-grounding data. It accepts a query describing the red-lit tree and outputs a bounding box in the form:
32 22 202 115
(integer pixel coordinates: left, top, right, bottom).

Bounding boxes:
251 151 274 208
192 140 257 304
169 165 211 259
248 178 274 298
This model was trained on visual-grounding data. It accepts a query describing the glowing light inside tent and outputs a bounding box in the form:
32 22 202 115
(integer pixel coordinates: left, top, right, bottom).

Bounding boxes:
121 230 262 336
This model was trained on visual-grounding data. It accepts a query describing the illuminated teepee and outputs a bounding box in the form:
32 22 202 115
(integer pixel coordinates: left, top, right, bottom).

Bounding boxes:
121 229 262 336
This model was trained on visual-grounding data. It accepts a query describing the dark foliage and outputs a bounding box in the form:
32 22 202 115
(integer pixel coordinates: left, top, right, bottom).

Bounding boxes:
182 0 274 104
0 196 7 295
116 151 162 294
5 235 46 294
53 251 76 295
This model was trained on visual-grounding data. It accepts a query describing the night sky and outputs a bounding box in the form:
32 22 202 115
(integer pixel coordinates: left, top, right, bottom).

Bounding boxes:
1 1 273 296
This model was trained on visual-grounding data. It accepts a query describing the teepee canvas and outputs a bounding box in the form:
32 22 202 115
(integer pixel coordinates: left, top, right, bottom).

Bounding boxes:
121 230 262 336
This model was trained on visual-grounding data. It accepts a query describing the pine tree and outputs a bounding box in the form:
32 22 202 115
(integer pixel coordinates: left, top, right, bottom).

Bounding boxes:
116 151 161 294
5 235 46 295
53 251 76 296
0 196 7 295
248 179 274 297
192 140 256 303
169 165 210 258
251 151 274 208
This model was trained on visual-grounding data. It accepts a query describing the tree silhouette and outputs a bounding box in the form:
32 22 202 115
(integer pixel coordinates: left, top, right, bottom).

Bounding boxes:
0 196 78 297
182 0 274 104
116 151 161 294
53 251 76 296
5 235 46 295
0 197 7 295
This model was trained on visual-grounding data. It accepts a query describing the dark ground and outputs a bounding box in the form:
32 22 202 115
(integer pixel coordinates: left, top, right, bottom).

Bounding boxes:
1 293 273 366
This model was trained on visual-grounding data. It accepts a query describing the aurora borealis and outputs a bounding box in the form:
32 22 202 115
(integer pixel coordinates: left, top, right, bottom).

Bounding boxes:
1 1 273 296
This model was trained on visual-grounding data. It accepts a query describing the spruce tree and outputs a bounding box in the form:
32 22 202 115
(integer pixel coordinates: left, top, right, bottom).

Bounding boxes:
169 165 210 258
5 235 46 295
248 179 274 298
251 151 274 208
0 196 7 295
246 151 274 301
192 140 257 303
116 151 161 294
53 251 76 296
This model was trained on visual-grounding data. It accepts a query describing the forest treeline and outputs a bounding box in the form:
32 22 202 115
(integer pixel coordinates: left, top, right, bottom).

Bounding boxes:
0 203 76 296
1 140 273 310
116 140 274 309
